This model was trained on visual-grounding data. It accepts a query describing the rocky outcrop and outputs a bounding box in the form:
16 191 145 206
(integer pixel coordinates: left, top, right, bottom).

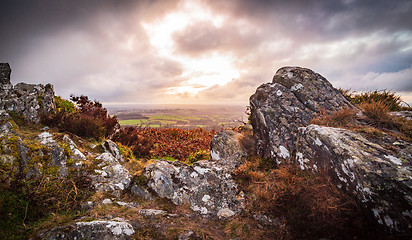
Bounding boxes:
0 63 11 85
37 131 68 176
92 152 132 197
297 125 412 232
102 139 124 163
145 159 244 217
33 217 135 240
0 63 55 124
143 129 247 217
210 130 247 170
249 66 354 160
249 66 412 234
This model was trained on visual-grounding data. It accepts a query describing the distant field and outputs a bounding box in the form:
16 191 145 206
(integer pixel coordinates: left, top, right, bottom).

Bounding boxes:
112 105 247 130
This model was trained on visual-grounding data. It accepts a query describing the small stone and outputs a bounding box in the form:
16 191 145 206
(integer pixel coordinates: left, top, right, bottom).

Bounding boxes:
102 199 113 205
217 208 235 218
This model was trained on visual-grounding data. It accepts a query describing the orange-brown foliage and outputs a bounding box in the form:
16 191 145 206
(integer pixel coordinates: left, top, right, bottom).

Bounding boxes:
113 127 216 161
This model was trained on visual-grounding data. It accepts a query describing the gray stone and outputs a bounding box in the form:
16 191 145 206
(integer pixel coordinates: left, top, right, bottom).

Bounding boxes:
390 111 412 120
37 131 67 176
138 209 167 217
249 66 355 161
130 185 153 200
34 218 135 240
102 140 124 163
144 160 244 217
249 66 412 234
0 63 11 85
63 135 86 161
210 130 247 170
178 230 195 240
0 64 55 124
296 124 412 233
92 153 132 197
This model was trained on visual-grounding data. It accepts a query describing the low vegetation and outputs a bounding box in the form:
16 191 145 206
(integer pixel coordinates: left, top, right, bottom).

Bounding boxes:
113 126 216 162
233 156 380 239
313 90 412 141
41 95 118 140
339 89 411 111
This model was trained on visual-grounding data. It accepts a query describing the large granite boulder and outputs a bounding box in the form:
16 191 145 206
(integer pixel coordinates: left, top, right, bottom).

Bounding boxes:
0 63 55 124
249 66 354 160
210 130 248 170
144 159 244 217
297 125 412 233
249 66 412 234
92 152 132 197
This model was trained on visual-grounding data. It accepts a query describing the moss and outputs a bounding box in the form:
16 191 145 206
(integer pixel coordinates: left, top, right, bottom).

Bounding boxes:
133 174 149 187
61 143 73 158
187 150 209 164
37 95 44 111
7 111 26 126
44 166 59 176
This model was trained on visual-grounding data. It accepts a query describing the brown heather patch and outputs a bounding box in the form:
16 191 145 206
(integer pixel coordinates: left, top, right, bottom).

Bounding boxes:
311 108 358 128
233 157 375 240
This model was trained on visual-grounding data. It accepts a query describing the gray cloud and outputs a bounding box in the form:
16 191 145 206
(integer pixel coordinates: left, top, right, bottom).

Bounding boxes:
0 0 411 105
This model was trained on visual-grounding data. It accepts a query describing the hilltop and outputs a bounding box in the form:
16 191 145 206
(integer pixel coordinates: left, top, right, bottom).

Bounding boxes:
1 63 412 239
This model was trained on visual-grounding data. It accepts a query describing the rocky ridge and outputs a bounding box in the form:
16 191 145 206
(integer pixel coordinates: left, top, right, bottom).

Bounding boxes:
0 63 55 124
250 66 412 234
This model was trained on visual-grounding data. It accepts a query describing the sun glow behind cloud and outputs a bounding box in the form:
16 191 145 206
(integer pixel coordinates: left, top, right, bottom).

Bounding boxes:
142 0 239 96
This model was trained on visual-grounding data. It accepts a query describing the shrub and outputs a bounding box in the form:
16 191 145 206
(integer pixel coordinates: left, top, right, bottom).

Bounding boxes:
113 127 216 161
339 89 410 111
42 95 119 140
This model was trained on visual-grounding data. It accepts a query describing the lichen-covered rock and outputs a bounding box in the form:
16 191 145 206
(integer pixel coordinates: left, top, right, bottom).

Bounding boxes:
63 135 86 161
0 63 55 124
296 124 412 233
37 131 68 176
102 140 124 163
210 130 247 170
131 185 153 200
33 218 135 240
144 160 244 217
0 62 11 85
249 66 354 160
92 153 132 197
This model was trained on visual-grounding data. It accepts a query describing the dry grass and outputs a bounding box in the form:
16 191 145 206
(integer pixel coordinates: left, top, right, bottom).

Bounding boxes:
233 156 375 239
311 108 358 127
311 100 412 141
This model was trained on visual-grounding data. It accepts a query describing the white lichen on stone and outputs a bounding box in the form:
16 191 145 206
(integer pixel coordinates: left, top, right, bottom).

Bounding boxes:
383 215 394 228
314 137 322 146
190 172 198 178
384 155 402 165
296 152 309 170
37 131 55 145
202 195 211 202
76 219 135 236
194 166 209 174
210 150 220 160
291 83 303 91
217 208 235 218
278 146 290 159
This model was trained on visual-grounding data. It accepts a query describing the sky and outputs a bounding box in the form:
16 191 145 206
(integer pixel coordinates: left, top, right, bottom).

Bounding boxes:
0 0 411 106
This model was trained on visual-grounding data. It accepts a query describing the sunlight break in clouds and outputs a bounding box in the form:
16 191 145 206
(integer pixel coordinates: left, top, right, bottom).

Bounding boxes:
142 0 239 96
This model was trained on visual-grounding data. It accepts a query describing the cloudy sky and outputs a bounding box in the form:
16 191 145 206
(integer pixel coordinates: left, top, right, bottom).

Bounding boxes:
1 0 411 106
